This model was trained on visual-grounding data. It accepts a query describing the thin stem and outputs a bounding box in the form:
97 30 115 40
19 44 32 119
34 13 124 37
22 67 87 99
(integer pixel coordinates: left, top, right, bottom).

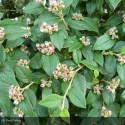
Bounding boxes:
100 79 111 84
58 10 69 30
61 65 82 110
21 82 34 93
61 16 69 30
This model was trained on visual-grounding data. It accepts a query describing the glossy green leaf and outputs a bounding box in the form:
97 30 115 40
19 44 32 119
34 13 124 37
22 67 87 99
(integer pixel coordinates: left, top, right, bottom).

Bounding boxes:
93 34 115 50
109 0 121 9
81 59 98 70
42 54 59 76
39 94 63 108
50 30 68 51
16 66 32 83
68 88 86 108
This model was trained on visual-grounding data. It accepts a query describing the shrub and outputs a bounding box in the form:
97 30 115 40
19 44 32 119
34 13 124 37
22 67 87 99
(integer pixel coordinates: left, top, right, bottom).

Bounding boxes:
0 0 125 124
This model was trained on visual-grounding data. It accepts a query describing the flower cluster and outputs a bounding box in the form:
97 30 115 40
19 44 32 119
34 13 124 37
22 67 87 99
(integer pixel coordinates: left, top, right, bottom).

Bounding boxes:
0 27 5 39
72 13 83 20
21 27 31 38
17 59 30 68
13 107 24 117
5 48 13 53
40 22 58 34
101 106 112 118
118 55 125 65
9 85 24 105
106 79 120 93
53 63 74 82
108 26 119 39
11 17 18 21
93 85 103 95
36 41 55 55
123 13 125 22
20 44 30 55
102 50 110 55
40 79 52 88
80 36 90 46
26 18 31 25
48 0 65 14
0 112 3 117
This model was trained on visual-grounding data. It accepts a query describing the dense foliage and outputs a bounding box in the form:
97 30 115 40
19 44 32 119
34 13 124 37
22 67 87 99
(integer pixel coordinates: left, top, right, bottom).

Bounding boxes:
1 0 125 124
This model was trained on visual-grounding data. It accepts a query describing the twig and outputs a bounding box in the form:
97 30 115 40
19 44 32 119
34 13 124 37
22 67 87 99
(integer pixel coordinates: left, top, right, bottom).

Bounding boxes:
21 82 34 93
61 65 82 110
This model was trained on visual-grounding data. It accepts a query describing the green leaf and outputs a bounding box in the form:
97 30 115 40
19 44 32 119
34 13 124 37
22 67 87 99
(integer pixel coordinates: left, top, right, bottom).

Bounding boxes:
112 41 125 53
72 73 86 93
82 46 94 60
102 89 115 105
81 59 98 70
109 0 121 9
72 0 79 8
32 72 47 83
94 69 99 78
93 34 116 50
104 55 116 77
42 54 59 76
117 64 125 80
68 88 86 108
106 14 122 27
87 91 102 107
120 104 125 117
35 10 60 25
73 49 82 64
42 87 52 99
94 51 104 66
67 17 99 33
0 44 6 65
86 2 96 15
121 45 125 54
12 49 29 60
24 89 37 108
39 94 63 108
88 107 101 117
107 103 120 117
63 0 73 7
34 103 49 117
16 66 32 83
30 52 43 69
23 1 45 15
19 98 35 116
96 0 104 9
0 90 13 116
4 25 27 40
25 117 40 125
52 79 61 94
6 38 24 48
68 40 83 52
50 30 68 51
0 64 18 91
60 109 70 124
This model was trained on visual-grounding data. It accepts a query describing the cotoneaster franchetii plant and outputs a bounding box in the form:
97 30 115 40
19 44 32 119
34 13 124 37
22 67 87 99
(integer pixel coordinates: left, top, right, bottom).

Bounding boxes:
1 0 125 124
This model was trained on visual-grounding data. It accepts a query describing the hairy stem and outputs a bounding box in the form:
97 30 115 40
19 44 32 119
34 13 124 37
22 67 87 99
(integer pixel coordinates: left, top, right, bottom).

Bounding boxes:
61 16 69 30
21 82 34 93
61 65 82 110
